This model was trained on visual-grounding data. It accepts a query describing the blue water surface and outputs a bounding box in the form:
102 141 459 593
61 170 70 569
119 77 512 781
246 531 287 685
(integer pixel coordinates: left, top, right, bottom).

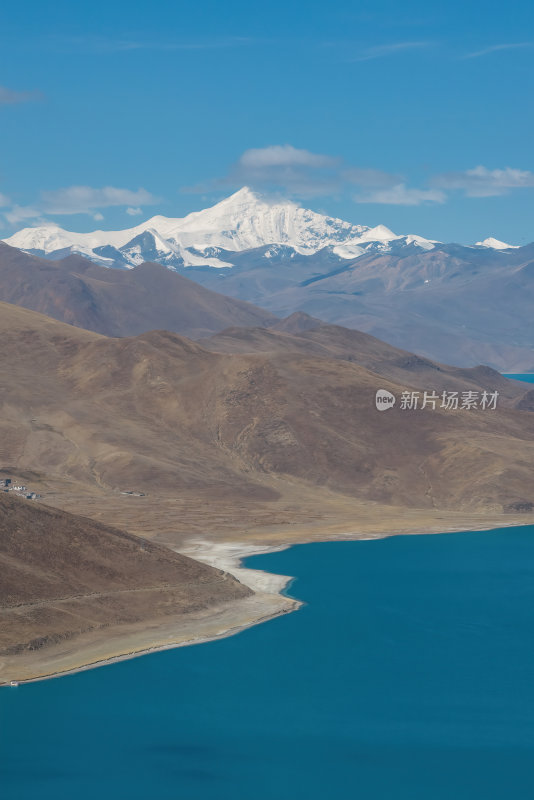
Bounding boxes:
2 525 534 800
503 374 534 383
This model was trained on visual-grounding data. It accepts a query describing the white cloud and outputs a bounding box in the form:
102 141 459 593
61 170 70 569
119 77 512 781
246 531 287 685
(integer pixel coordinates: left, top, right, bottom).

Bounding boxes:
239 145 337 169
4 205 43 225
0 192 10 206
0 86 39 105
214 144 348 197
350 41 432 62
3 185 159 228
41 185 159 214
342 167 403 188
53 35 254 54
433 166 534 197
184 144 454 205
461 42 532 60
126 206 143 216
227 145 341 197
355 184 446 206
185 144 402 199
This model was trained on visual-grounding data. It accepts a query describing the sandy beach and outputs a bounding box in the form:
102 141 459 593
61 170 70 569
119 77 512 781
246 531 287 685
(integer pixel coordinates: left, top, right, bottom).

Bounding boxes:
177 539 294 593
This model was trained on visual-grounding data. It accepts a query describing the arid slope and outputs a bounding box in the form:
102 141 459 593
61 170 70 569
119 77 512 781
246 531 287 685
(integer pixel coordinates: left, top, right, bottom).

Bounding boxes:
1 301 533 680
0 242 277 338
0 491 251 679
0 301 532 515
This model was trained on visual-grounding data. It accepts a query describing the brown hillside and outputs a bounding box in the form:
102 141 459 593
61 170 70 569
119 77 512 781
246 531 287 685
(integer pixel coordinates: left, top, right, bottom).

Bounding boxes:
0 491 250 666
0 242 277 338
0 300 532 515
201 320 526 400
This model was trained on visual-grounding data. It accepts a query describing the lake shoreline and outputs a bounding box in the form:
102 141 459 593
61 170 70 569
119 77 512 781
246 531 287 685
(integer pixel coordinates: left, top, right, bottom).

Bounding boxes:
4 597 299 687
3 516 534 686
7 521 534 799
0 542 300 686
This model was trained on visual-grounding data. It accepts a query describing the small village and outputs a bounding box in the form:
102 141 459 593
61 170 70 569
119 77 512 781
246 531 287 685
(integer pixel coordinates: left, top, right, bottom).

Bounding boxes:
0 478 40 501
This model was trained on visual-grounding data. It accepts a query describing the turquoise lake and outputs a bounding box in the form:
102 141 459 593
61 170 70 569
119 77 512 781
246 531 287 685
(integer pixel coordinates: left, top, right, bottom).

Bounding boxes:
503 374 534 383
2 524 534 800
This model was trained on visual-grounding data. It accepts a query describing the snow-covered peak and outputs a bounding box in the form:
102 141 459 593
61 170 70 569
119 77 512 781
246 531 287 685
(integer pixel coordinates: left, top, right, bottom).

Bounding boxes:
198 185 259 212
152 187 371 253
476 237 519 250
402 234 438 251
332 243 365 259
358 224 397 243
5 219 153 255
332 225 437 257
3 187 438 269
4 188 372 257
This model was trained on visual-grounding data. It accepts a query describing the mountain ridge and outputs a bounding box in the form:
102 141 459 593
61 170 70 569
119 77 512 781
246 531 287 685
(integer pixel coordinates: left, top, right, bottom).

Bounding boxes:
4 188 522 272
2 189 532 370
2 187 453 269
0 242 277 338
0 297 532 510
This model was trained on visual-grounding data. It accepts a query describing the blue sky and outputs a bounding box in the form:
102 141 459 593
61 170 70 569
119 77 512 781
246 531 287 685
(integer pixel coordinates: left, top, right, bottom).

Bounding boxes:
1 0 533 243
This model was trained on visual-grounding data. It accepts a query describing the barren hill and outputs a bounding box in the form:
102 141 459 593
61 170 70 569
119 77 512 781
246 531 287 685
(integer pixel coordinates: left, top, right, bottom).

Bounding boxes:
0 300 532 516
1 300 533 679
201 317 524 400
0 491 251 680
0 242 277 338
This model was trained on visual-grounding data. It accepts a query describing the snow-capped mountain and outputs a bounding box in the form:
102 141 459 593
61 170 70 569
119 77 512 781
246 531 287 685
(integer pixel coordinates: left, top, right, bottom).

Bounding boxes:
3 187 440 270
475 237 519 250
0 187 532 372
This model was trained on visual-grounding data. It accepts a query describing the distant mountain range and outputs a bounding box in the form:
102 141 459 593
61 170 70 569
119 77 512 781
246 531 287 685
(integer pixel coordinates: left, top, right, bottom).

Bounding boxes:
3 188 533 370
189 239 534 372
4 187 443 268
